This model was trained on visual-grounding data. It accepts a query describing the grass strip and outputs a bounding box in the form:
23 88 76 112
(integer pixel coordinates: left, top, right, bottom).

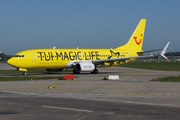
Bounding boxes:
121 61 180 71
0 76 63 81
0 69 72 74
152 76 180 82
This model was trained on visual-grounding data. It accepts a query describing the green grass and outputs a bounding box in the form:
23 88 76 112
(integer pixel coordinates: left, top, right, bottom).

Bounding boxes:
0 69 44 74
0 69 72 74
152 76 180 82
121 61 180 71
0 76 63 81
0 69 75 81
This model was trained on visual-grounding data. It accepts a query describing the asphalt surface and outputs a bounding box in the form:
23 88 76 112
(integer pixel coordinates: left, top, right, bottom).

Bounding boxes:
1 96 180 120
1 63 180 120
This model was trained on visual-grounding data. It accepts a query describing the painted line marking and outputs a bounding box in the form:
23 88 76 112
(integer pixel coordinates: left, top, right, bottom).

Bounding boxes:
48 82 71 90
43 105 93 113
78 97 180 108
3 90 180 108
2 90 36 95
48 84 58 90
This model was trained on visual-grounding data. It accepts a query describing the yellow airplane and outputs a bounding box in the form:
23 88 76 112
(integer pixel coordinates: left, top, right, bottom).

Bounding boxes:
7 19 170 75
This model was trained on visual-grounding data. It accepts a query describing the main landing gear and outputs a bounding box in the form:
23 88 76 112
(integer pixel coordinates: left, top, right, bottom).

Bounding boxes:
91 68 98 74
73 69 80 74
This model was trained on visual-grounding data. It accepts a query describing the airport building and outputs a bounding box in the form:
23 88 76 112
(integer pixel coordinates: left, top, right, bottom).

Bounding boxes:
0 52 12 61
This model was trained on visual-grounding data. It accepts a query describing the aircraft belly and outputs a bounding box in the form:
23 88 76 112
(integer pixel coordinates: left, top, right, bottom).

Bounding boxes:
37 61 66 69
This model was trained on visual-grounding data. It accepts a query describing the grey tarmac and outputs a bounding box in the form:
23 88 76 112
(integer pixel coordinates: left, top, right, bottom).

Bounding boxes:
1 63 180 120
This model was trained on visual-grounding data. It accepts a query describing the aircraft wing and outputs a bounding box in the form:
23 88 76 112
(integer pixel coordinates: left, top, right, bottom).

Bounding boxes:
93 42 170 66
92 54 154 65
137 42 170 54
137 49 162 54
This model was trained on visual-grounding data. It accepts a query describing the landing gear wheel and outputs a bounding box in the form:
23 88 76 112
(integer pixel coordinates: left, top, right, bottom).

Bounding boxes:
73 69 80 74
23 72 28 76
91 69 98 74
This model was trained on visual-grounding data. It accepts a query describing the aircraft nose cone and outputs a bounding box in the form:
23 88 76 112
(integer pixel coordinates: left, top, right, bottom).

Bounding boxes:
7 58 12 65
7 58 16 67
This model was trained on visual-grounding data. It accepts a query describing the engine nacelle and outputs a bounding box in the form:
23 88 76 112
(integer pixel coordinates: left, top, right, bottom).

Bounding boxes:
75 61 95 72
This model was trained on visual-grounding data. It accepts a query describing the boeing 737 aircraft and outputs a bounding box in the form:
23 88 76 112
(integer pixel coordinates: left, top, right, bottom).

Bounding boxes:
7 19 170 75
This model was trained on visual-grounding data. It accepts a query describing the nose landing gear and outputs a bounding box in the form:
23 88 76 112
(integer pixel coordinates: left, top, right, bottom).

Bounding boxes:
23 72 28 75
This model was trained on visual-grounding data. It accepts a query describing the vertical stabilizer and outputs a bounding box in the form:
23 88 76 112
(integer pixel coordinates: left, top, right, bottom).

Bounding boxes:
116 19 146 51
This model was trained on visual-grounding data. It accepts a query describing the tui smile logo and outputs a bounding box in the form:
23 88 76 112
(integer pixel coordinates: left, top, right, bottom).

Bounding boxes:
134 34 143 45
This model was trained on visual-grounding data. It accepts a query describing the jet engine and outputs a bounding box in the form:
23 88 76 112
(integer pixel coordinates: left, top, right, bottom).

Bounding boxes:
74 61 95 72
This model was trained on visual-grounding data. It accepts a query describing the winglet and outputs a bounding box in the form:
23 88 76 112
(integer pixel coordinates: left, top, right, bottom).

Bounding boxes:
160 42 170 60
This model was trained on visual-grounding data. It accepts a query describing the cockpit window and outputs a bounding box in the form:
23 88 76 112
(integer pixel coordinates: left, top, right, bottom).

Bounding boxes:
14 55 25 58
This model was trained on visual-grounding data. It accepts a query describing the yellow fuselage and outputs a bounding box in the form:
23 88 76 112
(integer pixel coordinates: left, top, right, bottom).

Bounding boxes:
7 19 146 73
8 48 137 72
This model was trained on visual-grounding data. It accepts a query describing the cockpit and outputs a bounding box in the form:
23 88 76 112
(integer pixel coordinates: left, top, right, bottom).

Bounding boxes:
14 55 25 58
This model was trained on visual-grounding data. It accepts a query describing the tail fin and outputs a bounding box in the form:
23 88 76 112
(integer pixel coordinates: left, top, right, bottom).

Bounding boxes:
116 19 146 51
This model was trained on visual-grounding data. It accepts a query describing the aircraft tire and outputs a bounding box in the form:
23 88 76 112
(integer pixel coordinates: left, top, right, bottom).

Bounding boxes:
73 69 80 74
23 72 28 76
91 69 98 74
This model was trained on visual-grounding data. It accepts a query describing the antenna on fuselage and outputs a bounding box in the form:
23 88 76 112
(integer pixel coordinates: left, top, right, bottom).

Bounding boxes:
77 47 79 49
53 46 56 49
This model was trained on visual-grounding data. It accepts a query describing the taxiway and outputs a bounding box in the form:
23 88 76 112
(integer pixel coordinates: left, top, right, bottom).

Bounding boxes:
1 63 180 120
